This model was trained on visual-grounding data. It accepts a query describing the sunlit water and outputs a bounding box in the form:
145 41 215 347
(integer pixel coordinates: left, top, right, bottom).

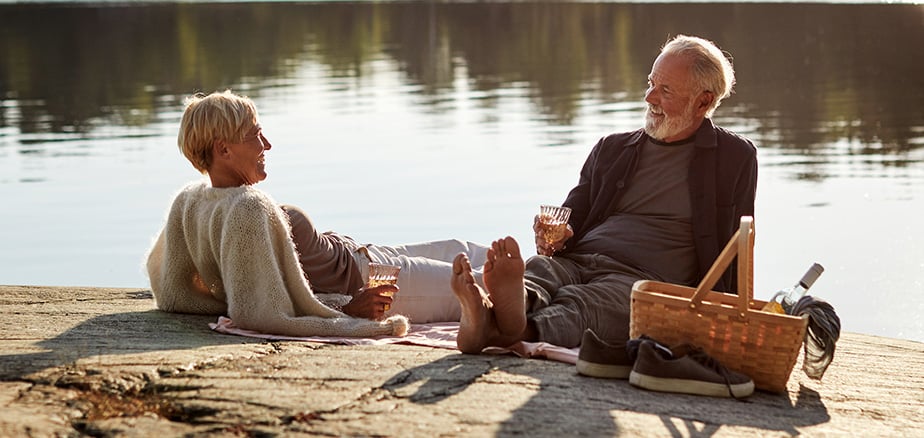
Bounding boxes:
1 1 922 343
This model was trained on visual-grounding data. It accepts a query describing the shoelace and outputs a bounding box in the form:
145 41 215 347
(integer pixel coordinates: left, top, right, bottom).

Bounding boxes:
626 335 671 361
628 336 749 401
685 348 748 401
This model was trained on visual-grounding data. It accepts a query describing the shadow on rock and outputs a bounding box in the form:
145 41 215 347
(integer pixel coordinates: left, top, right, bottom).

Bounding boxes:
381 353 619 435
647 383 830 437
0 307 253 382
539 366 830 437
382 351 830 436
382 352 495 404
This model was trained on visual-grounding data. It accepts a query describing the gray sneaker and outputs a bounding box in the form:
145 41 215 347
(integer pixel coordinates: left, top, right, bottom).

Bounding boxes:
628 339 755 398
576 329 633 379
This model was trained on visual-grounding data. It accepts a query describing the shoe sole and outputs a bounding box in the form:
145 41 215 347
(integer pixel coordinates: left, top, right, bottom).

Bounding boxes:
628 371 754 398
576 359 632 379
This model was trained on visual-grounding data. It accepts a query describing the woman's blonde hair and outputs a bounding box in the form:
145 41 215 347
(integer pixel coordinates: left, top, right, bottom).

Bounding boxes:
177 90 258 173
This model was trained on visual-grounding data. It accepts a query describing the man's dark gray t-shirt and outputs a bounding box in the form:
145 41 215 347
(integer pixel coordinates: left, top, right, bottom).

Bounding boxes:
569 137 699 285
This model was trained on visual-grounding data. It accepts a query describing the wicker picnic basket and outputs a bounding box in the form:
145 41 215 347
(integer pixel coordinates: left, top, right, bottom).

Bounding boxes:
629 216 808 393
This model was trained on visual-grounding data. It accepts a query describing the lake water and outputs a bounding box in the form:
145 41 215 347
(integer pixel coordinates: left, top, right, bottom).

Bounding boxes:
1 1 922 343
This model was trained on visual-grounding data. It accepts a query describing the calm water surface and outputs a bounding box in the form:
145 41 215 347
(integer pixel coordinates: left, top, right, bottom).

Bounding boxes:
1 2 922 342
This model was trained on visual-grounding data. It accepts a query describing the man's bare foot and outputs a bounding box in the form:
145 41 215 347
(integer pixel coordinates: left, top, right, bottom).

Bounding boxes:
451 253 496 354
483 236 527 337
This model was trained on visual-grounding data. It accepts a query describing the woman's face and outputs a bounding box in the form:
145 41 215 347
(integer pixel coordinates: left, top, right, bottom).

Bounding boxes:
225 122 272 185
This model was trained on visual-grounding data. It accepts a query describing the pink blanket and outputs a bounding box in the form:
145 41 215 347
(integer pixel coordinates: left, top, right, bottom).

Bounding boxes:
209 316 579 364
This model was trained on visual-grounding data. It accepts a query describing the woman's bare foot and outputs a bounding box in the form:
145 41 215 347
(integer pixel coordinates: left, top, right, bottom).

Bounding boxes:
451 253 497 354
483 236 527 337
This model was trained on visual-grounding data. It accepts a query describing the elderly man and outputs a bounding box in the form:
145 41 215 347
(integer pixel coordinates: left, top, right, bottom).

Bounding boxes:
450 35 758 357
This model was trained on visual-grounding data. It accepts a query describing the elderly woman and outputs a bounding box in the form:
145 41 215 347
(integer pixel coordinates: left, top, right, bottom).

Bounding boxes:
146 90 487 337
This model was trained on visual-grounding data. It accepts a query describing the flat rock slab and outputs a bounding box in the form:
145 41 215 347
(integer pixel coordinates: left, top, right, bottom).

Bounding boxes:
1 285 922 436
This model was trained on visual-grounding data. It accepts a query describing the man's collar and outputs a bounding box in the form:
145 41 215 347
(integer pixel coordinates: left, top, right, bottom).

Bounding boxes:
693 118 718 149
635 118 717 149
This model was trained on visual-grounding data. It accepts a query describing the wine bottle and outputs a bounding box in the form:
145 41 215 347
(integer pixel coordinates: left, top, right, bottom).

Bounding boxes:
761 263 825 314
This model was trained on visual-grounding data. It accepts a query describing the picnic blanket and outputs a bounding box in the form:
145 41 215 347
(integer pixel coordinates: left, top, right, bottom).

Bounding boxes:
210 316 579 364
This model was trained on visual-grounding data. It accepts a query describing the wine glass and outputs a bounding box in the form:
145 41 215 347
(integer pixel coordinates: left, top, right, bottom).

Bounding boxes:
538 205 572 245
367 263 401 311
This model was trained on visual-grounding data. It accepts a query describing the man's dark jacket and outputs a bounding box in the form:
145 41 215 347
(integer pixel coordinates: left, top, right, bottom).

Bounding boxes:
561 119 758 293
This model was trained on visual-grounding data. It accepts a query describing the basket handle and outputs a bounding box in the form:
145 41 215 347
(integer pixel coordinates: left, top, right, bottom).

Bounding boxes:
689 216 754 317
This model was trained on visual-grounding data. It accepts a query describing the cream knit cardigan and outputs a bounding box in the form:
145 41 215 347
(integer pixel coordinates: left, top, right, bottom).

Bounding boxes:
146 181 409 337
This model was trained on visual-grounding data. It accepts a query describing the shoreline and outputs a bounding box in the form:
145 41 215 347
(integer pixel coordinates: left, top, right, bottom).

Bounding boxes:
2 285 922 436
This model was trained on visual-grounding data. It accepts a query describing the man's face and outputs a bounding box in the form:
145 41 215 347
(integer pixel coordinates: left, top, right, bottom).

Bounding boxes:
643 53 707 142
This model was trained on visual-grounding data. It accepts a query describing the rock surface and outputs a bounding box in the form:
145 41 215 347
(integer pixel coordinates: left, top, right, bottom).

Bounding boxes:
1 285 922 436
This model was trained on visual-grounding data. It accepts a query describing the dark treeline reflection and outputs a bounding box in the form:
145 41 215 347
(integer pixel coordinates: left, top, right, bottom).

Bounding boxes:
1 2 922 158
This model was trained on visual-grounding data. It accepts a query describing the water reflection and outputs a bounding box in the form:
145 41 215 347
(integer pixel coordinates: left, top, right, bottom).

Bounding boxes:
1 2 923 342
1 2 922 163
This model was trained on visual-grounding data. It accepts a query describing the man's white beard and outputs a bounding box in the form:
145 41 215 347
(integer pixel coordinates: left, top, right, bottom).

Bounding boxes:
644 102 697 141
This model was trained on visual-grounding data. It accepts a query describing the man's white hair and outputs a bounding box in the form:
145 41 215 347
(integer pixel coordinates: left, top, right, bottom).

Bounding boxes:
660 35 736 118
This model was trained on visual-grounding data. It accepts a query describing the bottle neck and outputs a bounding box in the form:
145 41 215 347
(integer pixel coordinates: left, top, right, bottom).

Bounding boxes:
782 284 809 306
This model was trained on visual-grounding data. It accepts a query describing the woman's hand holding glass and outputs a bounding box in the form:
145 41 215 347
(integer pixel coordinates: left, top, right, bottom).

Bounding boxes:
342 284 397 321
342 263 400 320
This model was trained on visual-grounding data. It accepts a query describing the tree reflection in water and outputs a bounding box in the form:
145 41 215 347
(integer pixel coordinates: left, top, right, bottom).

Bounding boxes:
0 2 921 160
